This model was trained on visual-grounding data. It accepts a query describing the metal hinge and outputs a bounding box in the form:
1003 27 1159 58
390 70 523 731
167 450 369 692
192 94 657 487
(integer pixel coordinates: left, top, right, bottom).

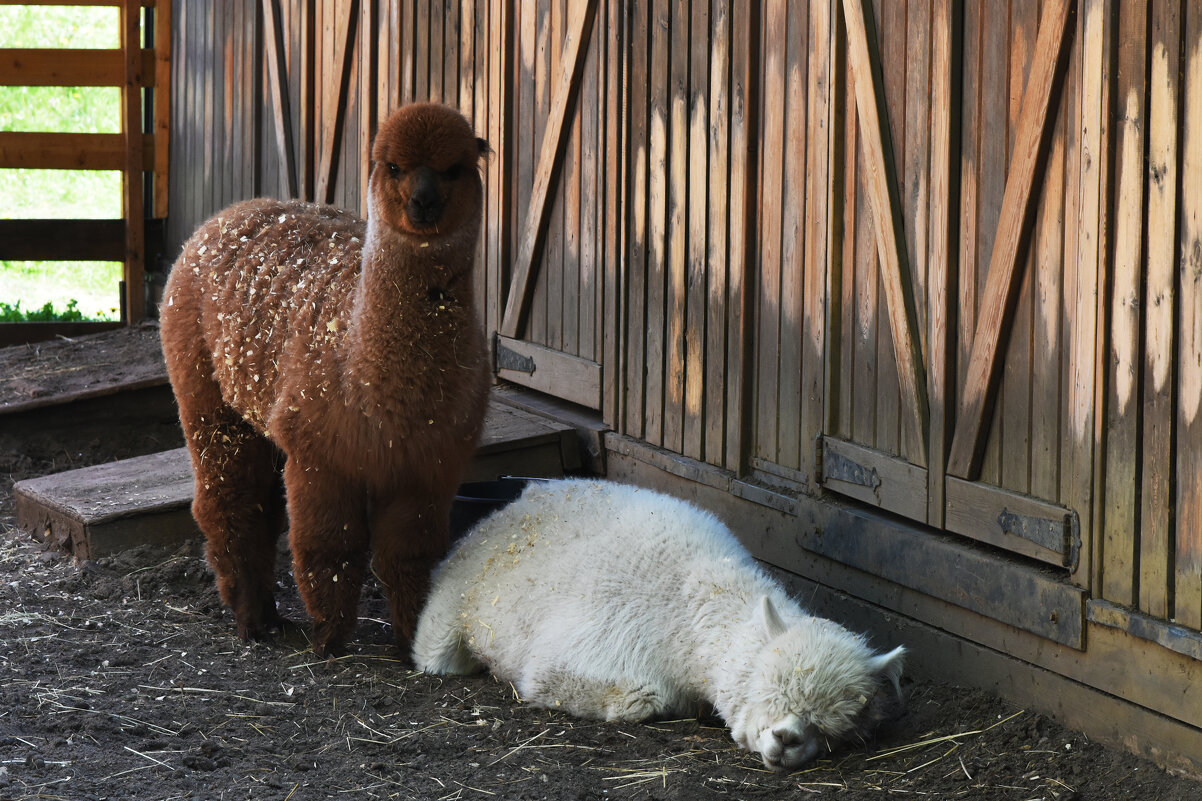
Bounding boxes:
494 338 535 374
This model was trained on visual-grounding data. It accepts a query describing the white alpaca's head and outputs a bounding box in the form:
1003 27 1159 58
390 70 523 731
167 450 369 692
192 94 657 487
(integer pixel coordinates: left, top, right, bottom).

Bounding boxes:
731 596 905 771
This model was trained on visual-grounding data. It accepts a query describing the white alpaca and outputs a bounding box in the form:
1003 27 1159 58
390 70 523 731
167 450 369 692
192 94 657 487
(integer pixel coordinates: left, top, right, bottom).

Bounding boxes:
413 479 905 770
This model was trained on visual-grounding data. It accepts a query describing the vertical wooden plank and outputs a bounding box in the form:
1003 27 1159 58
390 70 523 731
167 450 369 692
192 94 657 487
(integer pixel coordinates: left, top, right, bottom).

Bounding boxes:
1059 0 1085 588
777 1 807 470
927 0 953 526
529 0 550 346
462 0 477 118
415 0 430 98
1102 0 1148 607
383 0 400 116
443 0 458 106
799 0 829 484
576 11 597 362
705 0 731 465
1002 0 1036 496
1070 0 1107 597
470 0 487 317
1176 0 1202 628
645 0 669 446
201 0 214 217
223 1 237 208
121 0 144 323
602 0 624 428
624 0 649 439
429 0 443 101
562 0 581 359
517 0 534 274
300 0 317 201
683 0 708 462
541 0 564 354
975 0 1008 485
756 0 786 462
1140 0 1180 620
399 0 414 105
957 0 981 429
726 0 756 473
661 0 688 454
359 0 377 217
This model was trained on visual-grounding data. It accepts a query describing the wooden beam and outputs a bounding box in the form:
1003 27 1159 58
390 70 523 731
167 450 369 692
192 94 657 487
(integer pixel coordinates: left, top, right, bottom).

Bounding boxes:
315 0 359 205
0 219 125 261
0 49 156 87
498 0 598 339
151 0 170 218
261 0 299 198
0 132 156 170
945 0 1074 478
841 0 929 467
121 0 144 324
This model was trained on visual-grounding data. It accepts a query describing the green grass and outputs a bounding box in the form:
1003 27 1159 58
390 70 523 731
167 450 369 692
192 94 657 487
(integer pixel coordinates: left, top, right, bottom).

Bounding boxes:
0 261 122 321
0 5 124 322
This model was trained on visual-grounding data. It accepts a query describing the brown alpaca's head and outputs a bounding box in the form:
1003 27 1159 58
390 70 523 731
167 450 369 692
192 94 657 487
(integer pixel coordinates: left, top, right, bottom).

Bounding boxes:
369 103 489 238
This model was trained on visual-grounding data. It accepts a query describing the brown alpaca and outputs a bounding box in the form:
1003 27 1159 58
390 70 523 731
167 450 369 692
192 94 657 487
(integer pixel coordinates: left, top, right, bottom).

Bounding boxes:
160 103 491 656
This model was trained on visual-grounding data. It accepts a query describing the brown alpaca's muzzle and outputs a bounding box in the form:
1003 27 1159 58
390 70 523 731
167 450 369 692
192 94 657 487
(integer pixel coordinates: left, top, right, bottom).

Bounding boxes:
406 167 444 228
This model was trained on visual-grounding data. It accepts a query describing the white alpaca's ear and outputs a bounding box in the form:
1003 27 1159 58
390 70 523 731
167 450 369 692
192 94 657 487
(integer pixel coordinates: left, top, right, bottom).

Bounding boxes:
870 646 906 696
755 596 788 639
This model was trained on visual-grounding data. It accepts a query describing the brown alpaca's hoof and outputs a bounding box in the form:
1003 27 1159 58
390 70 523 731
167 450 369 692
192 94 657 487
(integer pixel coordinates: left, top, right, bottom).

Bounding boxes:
311 618 353 658
233 598 288 643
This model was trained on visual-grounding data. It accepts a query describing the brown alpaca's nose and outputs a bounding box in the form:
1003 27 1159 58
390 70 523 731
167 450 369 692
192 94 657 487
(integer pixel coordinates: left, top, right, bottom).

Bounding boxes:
407 168 444 227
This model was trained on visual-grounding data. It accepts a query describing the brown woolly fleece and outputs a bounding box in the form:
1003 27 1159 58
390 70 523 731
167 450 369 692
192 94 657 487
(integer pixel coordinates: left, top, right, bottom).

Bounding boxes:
160 103 491 657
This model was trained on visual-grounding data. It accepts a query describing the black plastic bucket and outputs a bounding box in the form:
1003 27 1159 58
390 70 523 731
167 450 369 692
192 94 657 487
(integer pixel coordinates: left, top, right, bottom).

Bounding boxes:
450 478 531 539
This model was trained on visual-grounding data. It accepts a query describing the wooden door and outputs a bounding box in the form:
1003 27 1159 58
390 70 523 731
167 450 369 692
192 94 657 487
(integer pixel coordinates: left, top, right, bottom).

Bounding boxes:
494 0 616 412
822 0 1092 574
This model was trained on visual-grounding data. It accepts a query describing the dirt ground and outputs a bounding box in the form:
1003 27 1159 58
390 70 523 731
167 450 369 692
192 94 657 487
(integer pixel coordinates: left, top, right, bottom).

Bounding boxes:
1 330 1201 800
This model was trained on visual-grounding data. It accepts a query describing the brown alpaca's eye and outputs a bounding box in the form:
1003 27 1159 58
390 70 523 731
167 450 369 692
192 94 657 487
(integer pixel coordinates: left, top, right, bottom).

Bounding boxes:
387 162 402 178
443 164 464 181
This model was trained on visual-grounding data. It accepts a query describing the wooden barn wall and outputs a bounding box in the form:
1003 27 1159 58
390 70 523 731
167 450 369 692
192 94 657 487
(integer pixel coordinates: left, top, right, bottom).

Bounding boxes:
1098 0 1202 632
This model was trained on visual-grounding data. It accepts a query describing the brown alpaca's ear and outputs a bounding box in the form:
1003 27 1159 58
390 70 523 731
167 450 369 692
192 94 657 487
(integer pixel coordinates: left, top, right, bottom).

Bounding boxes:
477 137 492 157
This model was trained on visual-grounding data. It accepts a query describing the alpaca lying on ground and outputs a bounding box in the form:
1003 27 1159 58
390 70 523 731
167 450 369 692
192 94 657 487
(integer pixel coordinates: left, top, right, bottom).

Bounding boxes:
412 479 906 771
160 103 491 656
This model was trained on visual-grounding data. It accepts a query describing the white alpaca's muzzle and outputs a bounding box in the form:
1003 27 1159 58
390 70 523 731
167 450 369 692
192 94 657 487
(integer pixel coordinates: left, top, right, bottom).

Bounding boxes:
756 713 823 771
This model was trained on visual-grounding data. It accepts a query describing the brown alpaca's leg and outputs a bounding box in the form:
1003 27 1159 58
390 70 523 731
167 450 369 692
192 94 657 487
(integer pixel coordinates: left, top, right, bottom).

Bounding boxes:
182 404 285 641
284 460 369 657
369 486 455 655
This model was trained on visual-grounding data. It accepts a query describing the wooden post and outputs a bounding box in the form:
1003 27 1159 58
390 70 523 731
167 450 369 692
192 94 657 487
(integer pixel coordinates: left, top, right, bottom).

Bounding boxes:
122 0 145 324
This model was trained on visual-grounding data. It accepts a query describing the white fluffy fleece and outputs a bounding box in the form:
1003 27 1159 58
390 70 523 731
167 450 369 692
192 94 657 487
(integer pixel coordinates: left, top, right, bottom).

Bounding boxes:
413 479 905 770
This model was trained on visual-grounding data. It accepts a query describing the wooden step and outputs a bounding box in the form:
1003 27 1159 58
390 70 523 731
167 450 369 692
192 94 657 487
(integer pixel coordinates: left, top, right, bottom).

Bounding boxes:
14 400 580 560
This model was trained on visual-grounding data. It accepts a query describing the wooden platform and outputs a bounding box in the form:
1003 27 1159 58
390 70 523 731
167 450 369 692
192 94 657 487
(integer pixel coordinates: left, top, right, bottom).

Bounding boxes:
14 401 580 560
